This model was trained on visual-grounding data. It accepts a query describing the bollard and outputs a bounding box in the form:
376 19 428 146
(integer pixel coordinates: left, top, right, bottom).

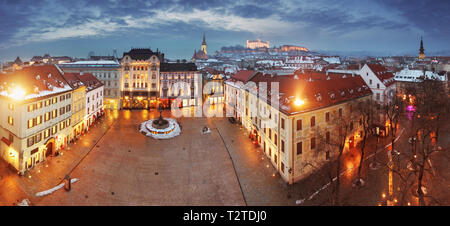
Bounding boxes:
64 174 71 191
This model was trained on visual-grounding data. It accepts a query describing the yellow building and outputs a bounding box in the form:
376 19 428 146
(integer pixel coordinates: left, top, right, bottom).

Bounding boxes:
225 71 372 184
0 65 73 174
61 73 86 140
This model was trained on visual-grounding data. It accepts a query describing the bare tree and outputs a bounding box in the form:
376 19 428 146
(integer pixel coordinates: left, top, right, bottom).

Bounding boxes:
353 99 377 186
409 77 449 205
313 108 357 205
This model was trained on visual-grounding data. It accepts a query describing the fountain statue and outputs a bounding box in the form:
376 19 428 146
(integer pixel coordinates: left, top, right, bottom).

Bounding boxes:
139 103 181 139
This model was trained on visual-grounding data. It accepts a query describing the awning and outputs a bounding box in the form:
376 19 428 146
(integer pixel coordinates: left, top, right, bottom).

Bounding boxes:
1 137 11 146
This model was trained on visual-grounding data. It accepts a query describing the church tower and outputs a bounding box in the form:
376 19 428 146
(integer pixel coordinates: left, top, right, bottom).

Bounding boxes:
201 32 207 55
418 36 425 59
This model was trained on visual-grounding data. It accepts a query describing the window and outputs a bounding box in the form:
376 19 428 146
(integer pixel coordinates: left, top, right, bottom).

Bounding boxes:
376 93 380 100
28 105 34 112
377 83 380 89
269 129 272 140
66 105 71 112
37 102 42 109
281 162 285 173
311 137 316 150
326 112 330 122
8 103 14 110
281 118 285 130
66 93 71 99
311 116 315 127
369 79 372 85
60 107 65 115
281 140 285 153
44 129 50 138
269 148 272 157
35 133 42 143
52 97 57 104
296 119 302 131
45 99 50 106
27 137 34 147
8 116 13 125
36 116 42 125
52 125 57 135
45 112 50 121
52 109 57 118
28 119 33 128
339 108 342 117
326 151 330 160
274 134 277 146
326 131 330 144
297 142 302 155
350 122 354 130
60 95 65 101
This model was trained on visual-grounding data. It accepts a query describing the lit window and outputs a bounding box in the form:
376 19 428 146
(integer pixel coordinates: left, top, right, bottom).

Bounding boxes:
8 116 13 125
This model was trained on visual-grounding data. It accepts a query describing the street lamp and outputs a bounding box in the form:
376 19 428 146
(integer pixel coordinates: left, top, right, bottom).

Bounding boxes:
294 98 304 106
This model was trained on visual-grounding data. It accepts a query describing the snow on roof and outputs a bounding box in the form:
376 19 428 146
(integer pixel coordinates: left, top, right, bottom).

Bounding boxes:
395 69 446 82
60 60 119 65
322 57 340 64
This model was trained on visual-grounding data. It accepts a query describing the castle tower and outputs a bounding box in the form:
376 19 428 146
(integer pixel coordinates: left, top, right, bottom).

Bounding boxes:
201 32 207 55
418 36 425 59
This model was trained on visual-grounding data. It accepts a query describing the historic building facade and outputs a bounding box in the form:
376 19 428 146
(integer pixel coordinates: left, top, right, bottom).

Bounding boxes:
159 63 203 108
225 71 372 183
120 48 164 109
59 60 121 110
0 65 73 174
359 64 396 104
61 73 86 140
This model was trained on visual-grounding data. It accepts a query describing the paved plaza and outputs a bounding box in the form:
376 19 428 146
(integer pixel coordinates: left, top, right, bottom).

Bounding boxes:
0 109 448 206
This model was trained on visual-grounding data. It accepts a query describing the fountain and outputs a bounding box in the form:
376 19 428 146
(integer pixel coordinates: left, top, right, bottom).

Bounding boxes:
139 104 181 139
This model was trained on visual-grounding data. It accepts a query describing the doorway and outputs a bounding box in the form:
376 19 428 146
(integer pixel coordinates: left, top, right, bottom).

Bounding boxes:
45 141 53 157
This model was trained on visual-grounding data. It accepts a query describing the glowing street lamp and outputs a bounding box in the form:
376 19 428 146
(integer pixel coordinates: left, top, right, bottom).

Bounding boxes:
11 87 26 100
294 98 305 106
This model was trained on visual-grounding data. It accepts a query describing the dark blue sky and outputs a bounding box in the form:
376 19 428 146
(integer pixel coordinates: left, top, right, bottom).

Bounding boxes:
1 0 449 61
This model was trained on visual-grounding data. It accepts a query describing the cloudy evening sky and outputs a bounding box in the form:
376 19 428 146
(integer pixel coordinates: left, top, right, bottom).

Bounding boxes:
0 0 449 61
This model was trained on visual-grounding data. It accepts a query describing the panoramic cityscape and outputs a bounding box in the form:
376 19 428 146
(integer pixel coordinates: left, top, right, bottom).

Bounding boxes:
0 0 449 211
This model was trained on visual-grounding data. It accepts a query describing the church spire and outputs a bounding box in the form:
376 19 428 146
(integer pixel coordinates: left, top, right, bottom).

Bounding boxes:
419 36 425 59
201 32 207 55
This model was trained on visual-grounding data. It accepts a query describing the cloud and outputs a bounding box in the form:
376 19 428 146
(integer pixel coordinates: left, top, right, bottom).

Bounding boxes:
0 0 448 54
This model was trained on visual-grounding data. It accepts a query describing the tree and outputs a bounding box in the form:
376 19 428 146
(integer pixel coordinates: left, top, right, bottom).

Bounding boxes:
312 106 357 205
353 99 377 186
409 77 449 205
383 77 449 206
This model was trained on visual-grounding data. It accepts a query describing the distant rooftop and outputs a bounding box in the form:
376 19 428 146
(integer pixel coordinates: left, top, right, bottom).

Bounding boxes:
59 60 120 68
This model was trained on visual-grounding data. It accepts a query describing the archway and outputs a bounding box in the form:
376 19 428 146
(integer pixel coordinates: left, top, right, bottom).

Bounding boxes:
45 138 55 157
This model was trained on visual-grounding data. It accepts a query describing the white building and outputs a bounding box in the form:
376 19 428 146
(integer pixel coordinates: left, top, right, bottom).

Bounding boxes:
76 73 104 129
225 70 372 183
0 65 73 174
359 64 396 104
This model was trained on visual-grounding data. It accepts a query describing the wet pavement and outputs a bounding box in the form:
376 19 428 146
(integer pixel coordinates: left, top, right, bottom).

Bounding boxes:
0 107 448 206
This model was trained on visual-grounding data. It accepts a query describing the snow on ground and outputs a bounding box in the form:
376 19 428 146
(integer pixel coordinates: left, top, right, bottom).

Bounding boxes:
140 118 181 139
35 178 79 197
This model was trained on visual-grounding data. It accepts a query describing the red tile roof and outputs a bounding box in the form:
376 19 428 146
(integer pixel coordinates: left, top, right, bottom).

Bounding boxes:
249 73 372 115
75 73 103 91
0 65 70 100
231 70 255 82
367 64 395 87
